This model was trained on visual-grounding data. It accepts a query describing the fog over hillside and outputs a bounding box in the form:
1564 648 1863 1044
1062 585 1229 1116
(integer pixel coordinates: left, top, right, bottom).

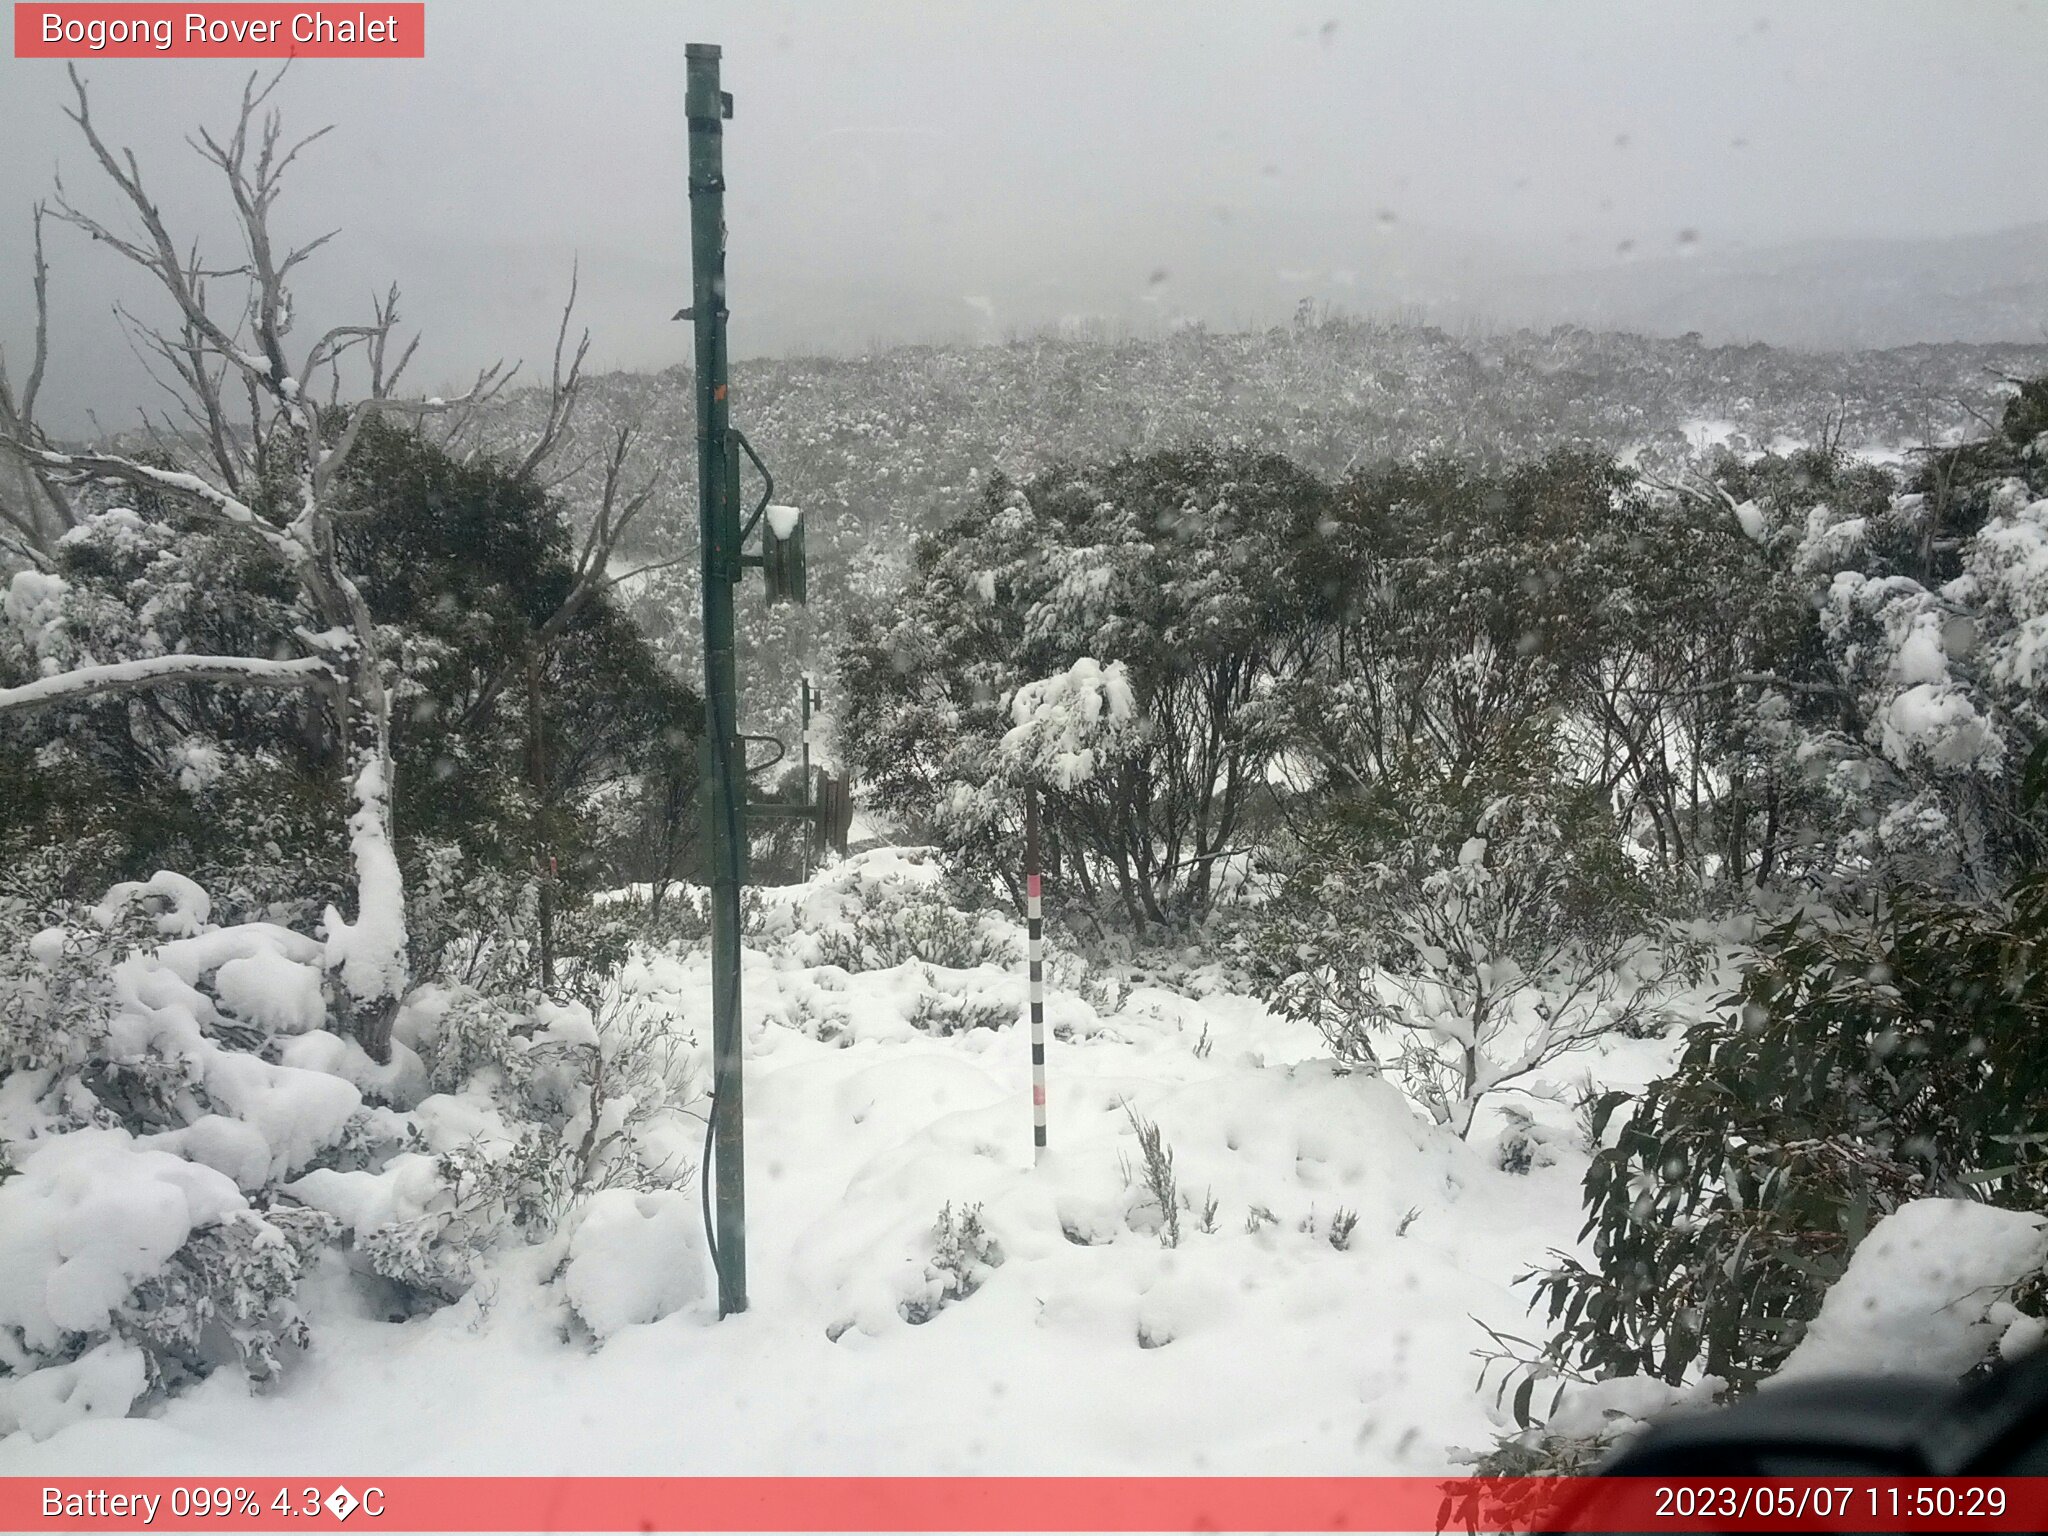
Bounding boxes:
6 0 2045 428
357 207 2048 370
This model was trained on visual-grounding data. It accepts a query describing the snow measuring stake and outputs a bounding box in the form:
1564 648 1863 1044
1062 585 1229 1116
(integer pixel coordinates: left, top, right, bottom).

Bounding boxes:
683 43 849 1317
1025 789 1049 1160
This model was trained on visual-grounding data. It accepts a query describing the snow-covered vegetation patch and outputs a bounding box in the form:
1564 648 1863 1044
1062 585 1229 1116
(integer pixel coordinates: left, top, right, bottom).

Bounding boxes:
560 1189 708 1340
4 868 1646 1482
0 869 708 1442
3 60 2046 1478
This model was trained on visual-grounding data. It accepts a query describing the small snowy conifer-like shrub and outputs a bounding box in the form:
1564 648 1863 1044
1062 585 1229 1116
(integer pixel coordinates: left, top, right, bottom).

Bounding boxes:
900 1202 1004 1324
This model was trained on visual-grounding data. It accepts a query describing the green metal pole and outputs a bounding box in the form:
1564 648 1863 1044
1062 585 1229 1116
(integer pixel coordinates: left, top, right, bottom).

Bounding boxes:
687 41 746 1316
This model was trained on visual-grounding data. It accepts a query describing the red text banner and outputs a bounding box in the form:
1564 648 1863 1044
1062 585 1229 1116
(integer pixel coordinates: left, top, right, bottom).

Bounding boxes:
5 1476 2048 1532
14 5 425 58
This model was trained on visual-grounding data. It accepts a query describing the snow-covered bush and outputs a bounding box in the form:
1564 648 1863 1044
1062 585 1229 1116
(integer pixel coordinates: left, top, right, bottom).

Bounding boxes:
304 985 704 1306
814 897 1018 974
903 970 1016 1037
560 1188 708 1339
1530 828 2048 1396
1494 1107 1572 1175
1259 770 1687 1137
1701 380 2048 897
0 874 371 1434
0 870 705 1434
2 422 702 1037
1479 1200 2044 1496
900 1202 1003 1324
1770 1199 2045 1383
765 849 1023 975
999 657 1142 792
0 509 351 928
836 450 1328 930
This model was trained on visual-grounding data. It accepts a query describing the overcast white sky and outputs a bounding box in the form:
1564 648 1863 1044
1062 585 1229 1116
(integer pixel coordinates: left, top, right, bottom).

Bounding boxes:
3 0 2046 429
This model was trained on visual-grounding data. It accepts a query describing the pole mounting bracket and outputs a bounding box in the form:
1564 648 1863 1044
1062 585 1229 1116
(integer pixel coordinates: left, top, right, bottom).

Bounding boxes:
733 428 775 544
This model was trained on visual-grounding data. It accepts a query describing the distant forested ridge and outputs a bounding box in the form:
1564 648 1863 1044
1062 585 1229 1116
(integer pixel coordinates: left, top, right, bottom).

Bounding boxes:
474 319 2048 741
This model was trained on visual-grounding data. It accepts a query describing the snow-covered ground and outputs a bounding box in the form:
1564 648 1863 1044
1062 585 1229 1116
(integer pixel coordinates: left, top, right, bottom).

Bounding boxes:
1 850 1690 1480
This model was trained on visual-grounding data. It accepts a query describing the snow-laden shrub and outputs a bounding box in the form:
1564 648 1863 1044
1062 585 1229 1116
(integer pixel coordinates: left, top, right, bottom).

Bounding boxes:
814 896 1019 974
403 842 537 993
899 1202 1004 1325
836 451 1329 929
1000 657 1142 792
1529 835 2048 1396
595 884 711 956
1770 1199 2046 1383
1494 1107 1573 1175
1257 768 1691 1137
1718 384 2048 897
762 849 1020 973
0 874 368 1435
114 1204 340 1387
903 967 1016 1036
1473 1201 2044 1498
0 871 706 1435
0 509 353 930
301 985 705 1306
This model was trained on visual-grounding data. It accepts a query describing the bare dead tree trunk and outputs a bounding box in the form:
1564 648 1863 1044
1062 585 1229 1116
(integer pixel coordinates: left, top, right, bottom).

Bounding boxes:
3 66 507 1060
0 204 77 565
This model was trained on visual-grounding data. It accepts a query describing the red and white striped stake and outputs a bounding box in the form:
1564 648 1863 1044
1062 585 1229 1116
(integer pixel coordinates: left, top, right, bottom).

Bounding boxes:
1025 787 1048 1161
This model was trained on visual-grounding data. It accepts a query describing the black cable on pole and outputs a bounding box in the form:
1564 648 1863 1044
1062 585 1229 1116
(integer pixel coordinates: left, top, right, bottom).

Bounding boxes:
694 671 748 1309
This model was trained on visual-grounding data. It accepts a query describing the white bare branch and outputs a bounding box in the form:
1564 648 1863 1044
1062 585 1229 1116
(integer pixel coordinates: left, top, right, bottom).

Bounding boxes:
4 439 302 564
0 203 78 552
512 263 591 482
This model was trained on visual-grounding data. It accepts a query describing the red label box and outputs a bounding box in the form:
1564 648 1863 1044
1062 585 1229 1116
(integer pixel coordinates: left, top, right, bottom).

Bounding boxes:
14 4 425 58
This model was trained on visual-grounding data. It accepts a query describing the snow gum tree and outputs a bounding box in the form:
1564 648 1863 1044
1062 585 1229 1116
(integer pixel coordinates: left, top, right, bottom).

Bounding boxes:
837 448 1333 929
1683 380 2048 897
1503 380 2048 1422
0 70 505 1058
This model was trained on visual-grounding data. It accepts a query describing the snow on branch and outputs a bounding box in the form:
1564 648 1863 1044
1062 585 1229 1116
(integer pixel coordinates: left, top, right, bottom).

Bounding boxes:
0 652 332 715
1001 657 1141 789
0 203 78 560
3 440 304 568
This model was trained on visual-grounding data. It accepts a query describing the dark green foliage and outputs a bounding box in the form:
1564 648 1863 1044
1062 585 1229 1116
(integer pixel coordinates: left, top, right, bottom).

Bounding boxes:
0 501 346 921
1532 790 2048 1392
334 423 701 931
1 422 700 980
